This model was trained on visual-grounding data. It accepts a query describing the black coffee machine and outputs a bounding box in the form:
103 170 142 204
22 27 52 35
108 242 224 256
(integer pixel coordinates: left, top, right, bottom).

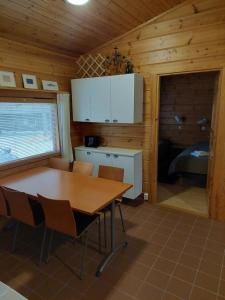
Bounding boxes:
84 136 99 148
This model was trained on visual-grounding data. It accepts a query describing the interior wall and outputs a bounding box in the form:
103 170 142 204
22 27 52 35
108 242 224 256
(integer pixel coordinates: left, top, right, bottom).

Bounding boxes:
0 37 76 91
0 37 79 176
159 72 217 148
72 0 225 215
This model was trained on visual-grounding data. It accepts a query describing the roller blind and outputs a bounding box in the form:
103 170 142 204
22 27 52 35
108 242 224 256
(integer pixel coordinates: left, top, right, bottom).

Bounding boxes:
0 102 60 165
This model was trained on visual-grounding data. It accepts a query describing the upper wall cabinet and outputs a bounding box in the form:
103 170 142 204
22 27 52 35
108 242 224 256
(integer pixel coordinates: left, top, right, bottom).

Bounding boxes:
71 74 143 124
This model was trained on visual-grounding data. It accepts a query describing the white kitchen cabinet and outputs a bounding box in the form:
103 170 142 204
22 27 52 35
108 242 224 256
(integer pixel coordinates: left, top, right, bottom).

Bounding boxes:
71 78 91 122
110 74 143 123
90 76 111 123
75 146 142 199
71 74 143 124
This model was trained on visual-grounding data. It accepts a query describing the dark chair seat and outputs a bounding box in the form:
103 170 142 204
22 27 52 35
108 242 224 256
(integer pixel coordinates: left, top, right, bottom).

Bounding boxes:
29 199 44 226
74 211 99 236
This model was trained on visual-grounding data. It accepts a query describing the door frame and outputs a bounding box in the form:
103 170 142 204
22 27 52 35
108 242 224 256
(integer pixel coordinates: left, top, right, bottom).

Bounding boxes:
149 67 224 219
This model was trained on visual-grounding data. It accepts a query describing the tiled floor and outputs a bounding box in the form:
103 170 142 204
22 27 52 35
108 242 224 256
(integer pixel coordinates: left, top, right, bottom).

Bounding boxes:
0 203 225 300
158 183 208 216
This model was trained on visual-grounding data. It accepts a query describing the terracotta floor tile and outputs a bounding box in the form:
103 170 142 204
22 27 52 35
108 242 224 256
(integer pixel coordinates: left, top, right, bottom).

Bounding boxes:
183 244 203 258
144 242 163 255
1 204 225 300
166 277 192 299
68 273 96 295
154 257 176 275
195 271 219 293
190 286 217 300
173 264 196 283
219 280 225 297
37 277 65 299
146 268 170 290
205 240 225 254
222 268 225 280
187 235 206 248
82 280 113 300
166 238 185 251
111 273 142 296
162 292 182 300
178 253 200 269
202 249 224 265
52 286 82 300
136 251 157 267
136 282 163 300
100 288 135 300
199 259 221 277
150 233 168 247
160 247 180 262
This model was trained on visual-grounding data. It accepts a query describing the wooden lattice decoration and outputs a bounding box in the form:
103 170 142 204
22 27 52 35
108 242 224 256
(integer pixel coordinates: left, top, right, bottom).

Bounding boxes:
75 54 106 78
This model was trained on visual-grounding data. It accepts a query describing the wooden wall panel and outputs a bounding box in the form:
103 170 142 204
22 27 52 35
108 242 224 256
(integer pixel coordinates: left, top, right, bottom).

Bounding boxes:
72 0 225 220
0 37 76 91
0 37 79 178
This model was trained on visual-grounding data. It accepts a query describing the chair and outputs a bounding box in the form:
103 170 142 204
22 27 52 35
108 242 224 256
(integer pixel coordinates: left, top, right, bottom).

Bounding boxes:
49 157 70 171
0 188 8 217
1 187 44 262
72 161 94 176
38 194 99 279
98 165 126 248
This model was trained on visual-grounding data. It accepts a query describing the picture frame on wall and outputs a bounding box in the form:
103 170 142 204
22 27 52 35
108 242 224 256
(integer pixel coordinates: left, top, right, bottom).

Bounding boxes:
22 74 38 89
42 80 59 91
0 71 16 88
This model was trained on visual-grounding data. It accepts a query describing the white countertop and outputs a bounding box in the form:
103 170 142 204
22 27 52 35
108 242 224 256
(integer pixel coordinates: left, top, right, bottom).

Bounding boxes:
75 146 142 156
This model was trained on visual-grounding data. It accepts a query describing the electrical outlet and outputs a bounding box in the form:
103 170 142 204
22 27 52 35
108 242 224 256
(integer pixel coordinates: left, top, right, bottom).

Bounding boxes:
144 193 149 201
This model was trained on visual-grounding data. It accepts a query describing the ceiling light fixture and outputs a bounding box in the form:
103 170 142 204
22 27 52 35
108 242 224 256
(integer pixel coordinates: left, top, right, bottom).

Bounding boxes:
65 0 89 5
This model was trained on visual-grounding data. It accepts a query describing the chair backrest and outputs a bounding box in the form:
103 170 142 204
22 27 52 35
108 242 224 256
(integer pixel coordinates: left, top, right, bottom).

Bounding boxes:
73 161 94 176
1 187 35 226
49 157 70 171
0 188 8 217
98 165 124 182
38 194 77 238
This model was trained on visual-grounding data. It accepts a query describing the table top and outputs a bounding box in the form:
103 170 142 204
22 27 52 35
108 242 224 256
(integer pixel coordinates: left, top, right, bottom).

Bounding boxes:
0 167 132 215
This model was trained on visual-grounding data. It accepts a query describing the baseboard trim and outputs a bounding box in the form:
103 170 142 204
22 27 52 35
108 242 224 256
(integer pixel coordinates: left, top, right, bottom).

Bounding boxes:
122 193 144 207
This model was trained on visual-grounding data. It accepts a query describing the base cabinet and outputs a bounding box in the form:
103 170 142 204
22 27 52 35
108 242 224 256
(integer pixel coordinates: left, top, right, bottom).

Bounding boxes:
75 147 142 200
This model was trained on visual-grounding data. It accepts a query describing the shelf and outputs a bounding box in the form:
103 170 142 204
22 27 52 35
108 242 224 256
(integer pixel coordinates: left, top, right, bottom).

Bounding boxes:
0 87 69 99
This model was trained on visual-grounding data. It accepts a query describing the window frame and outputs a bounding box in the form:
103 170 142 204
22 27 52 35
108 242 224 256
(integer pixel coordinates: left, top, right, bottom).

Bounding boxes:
0 97 61 171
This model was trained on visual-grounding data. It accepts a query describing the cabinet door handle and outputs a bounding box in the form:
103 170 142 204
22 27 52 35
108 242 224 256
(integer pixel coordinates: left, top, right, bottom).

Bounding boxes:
106 154 110 158
85 118 90 122
105 119 110 123
114 154 119 158
86 152 91 155
113 119 118 123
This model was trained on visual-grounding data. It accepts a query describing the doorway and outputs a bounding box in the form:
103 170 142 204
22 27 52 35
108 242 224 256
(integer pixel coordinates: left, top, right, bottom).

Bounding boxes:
156 71 219 216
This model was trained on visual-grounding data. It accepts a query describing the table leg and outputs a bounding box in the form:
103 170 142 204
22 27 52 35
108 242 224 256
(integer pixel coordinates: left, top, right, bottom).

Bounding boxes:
96 200 127 277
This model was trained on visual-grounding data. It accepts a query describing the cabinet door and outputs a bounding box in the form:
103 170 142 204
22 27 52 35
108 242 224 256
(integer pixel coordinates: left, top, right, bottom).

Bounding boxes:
92 152 113 176
72 79 91 122
90 77 111 123
110 74 134 123
112 154 135 198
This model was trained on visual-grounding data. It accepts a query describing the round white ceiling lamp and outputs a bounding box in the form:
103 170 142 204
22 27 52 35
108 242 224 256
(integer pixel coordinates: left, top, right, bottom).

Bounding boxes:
66 0 89 5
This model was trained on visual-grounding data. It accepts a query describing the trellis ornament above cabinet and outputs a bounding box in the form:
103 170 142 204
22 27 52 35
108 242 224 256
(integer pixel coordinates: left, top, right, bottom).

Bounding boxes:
71 74 143 124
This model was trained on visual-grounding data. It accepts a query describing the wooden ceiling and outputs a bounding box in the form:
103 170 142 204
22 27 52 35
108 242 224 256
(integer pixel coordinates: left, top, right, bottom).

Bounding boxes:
0 0 184 57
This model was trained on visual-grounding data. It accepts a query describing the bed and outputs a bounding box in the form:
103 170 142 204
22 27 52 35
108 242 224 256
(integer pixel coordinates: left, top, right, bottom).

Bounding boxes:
168 142 209 183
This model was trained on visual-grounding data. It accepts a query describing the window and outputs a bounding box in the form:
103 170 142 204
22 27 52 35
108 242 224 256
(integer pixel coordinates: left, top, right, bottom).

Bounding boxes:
0 102 60 165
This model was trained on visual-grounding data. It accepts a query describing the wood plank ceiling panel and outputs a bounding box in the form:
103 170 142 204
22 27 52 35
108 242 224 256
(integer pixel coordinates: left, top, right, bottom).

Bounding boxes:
0 0 184 56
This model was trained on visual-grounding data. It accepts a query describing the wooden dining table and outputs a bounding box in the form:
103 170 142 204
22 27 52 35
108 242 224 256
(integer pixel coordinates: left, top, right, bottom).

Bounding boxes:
0 166 132 275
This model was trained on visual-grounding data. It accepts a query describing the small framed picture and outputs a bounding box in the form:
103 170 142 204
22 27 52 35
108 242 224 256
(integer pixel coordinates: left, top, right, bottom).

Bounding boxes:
42 80 59 91
22 74 38 89
0 71 16 87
